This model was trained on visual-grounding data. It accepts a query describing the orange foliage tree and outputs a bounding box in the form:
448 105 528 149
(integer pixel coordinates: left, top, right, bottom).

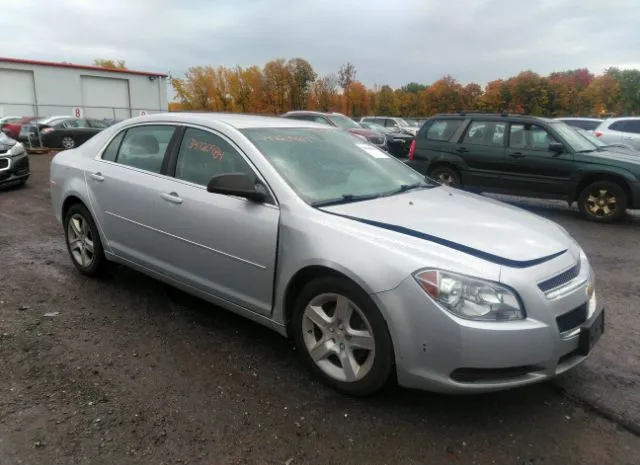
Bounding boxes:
170 59 640 117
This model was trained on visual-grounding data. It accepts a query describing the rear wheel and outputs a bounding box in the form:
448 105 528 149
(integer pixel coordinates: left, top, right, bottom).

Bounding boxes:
428 166 461 188
291 276 394 396
63 204 107 276
577 180 628 223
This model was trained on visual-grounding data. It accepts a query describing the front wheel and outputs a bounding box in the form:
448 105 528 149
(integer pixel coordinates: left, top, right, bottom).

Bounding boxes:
291 277 394 396
428 166 461 188
61 136 76 150
577 180 628 223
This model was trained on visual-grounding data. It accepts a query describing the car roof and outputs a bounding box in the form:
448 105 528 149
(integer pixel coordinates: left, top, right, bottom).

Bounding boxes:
603 116 640 122
128 111 335 129
428 112 554 123
555 117 603 121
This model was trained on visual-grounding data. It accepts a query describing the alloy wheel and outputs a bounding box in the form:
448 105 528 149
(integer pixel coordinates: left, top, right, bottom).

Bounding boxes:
67 213 95 268
438 172 455 185
585 188 618 219
301 293 376 383
61 137 75 149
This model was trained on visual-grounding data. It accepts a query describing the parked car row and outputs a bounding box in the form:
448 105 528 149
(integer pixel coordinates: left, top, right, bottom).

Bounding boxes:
1 115 126 150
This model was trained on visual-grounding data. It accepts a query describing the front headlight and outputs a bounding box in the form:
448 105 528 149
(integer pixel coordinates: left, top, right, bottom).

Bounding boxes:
8 143 25 156
413 269 525 321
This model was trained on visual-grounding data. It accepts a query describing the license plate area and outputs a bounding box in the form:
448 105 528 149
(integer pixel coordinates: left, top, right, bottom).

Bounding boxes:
577 308 605 356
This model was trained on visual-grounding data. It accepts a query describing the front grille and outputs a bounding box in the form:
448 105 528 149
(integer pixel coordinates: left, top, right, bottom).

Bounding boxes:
556 303 587 333
0 157 9 171
12 156 29 172
538 261 581 293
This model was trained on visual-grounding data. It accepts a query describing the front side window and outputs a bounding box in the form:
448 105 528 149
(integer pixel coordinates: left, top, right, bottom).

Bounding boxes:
509 124 556 149
241 127 427 205
175 128 256 187
115 125 176 173
425 119 463 141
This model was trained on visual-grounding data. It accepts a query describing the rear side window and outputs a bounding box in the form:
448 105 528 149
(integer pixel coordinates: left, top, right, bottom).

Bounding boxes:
102 132 125 162
109 125 176 174
623 120 640 134
425 119 462 141
609 121 628 132
462 121 506 146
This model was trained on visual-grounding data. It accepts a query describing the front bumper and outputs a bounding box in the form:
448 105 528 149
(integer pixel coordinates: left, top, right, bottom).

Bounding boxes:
373 265 603 394
0 153 30 185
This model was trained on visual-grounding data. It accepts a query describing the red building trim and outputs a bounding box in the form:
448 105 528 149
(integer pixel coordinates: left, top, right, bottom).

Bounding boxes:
0 57 168 78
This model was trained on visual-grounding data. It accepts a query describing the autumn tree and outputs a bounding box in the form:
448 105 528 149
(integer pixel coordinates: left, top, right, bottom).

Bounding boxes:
287 58 317 111
94 58 127 69
172 66 216 110
419 75 464 115
263 59 291 114
311 74 339 112
338 62 357 94
376 85 397 115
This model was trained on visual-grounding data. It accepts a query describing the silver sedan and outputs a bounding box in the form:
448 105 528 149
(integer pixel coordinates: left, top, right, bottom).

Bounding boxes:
50 113 605 396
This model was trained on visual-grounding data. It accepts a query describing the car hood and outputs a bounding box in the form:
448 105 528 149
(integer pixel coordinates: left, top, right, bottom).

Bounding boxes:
581 148 640 163
320 187 573 267
347 128 381 138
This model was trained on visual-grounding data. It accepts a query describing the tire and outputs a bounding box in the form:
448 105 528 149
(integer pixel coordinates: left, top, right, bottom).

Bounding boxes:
291 276 395 396
428 166 461 188
61 136 76 150
577 180 628 223
63 203 107 276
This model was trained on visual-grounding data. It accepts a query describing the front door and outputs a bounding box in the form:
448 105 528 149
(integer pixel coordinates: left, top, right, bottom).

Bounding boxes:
501 123 575 196
153 126 280 316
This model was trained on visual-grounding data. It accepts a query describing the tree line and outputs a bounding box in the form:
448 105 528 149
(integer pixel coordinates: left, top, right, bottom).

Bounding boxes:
93 58 640 117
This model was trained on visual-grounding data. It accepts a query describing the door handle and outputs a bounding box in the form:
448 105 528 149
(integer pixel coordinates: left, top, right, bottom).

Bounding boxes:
455 147 468 153
90 172 104 182
161 192 183 204
509 152 525 159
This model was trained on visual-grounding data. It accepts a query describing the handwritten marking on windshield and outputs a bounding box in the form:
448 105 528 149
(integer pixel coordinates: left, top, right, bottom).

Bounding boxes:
188 138 224 160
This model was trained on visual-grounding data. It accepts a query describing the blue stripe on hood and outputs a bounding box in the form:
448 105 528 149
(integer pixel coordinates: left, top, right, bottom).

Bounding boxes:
321 210 566 269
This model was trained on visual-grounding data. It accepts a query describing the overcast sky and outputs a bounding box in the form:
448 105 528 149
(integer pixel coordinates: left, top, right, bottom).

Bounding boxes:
2 0 639 88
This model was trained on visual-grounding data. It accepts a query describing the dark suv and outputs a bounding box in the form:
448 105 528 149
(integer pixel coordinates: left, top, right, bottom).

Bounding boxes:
407 112 640 222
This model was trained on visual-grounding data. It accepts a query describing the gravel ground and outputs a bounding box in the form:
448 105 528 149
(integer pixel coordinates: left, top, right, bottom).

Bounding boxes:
0 154 639 465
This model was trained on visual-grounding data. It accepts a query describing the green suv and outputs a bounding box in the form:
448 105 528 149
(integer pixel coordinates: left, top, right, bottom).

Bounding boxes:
406 112 640 222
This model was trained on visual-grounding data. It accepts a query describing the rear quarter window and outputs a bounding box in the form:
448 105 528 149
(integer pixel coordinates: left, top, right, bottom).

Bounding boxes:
424 119 463 141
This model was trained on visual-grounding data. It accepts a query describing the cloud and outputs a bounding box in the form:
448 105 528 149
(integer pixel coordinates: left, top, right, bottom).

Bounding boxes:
1 0 638 87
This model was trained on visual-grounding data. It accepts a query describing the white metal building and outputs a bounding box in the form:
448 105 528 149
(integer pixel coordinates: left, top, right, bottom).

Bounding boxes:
0 57 168 120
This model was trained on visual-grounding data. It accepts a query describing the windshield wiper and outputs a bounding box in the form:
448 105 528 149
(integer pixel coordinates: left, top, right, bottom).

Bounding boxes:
311 193 382 207
384 181 434 197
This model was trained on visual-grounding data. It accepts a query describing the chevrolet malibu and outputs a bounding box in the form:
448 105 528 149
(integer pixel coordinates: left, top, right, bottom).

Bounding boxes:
50 113 605 396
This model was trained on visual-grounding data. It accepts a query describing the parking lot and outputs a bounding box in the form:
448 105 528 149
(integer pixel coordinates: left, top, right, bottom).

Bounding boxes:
1 153 639 465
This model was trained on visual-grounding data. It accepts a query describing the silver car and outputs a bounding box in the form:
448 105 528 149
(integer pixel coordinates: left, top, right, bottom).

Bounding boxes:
50 113 605 396
594 117 640 150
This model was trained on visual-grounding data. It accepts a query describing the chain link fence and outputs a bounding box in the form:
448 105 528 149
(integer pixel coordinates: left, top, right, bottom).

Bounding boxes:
1 102 168 150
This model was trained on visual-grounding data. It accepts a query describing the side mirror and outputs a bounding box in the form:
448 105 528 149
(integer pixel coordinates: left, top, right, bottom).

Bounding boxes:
549 142 565 155
206 173 267 202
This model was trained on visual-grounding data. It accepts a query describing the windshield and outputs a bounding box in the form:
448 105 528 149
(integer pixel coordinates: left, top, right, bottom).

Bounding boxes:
573 127 606 147
363 122 389 133
241 127 428 205
406 120 420 127
550 122 598 152
395 118 411 127
328 114 362 130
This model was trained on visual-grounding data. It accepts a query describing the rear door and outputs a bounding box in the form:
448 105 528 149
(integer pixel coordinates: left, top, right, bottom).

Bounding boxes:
451 119 507 190
501 122 574 195
84 124 181 270
618 120 640 150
